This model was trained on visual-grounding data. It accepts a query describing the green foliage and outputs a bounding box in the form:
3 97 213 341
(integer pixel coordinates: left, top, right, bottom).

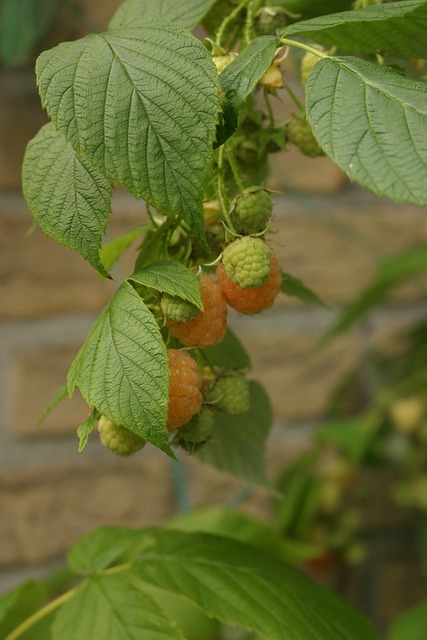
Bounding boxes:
316 417 373 462
67 282 172 457
0 581 46 637
196 381 273 487
281 271 328 307
130 260 203 308
36 20 221 243
100 225 149 272
389 601 427 640
280 0 354 19
134 530 382 640
22 124 112 278
203 327 252 370
109 0 216 30
282 0 427 58
305 56 427 205
76 409 97 453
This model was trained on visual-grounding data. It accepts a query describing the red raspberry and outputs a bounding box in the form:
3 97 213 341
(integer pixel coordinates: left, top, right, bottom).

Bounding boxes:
167 274 227 348
217 250 281 314
167 349 202 431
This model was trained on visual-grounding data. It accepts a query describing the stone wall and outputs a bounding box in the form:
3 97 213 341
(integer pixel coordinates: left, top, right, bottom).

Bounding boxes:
1 1 427 634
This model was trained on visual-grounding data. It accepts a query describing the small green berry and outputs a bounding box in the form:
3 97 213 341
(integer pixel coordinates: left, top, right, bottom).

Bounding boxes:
161 293 197 323
300 48 324 87
206 373 250 415
231 186 272 235
98 415 146 457
172 407 215 453
287 114 325 158
222 237 272 289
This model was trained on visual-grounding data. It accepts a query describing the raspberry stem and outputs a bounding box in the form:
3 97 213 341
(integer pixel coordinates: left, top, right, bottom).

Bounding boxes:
216 0 251 47
279 38 330 60
226 145 245 192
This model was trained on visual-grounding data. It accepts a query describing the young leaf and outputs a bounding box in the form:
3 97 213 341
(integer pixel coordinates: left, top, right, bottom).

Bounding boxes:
130 261 203 309
281 271 328 307
67 281 172 457
0 581 46 637
68 526 147 574
217 35 279 144
324 244 427 339
22 123 112 278
52 574 185 640
203 327 252 370
110 0 216 30
195 381 272 487
100 225 149 272
35 383 68 428
36 20 221 243
76 410 97 453
281 0 427 59
134 531 383 640
389 601 427 640
305 56 427 206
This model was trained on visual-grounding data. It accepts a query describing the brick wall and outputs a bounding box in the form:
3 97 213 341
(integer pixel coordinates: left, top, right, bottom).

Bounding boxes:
1 1 427 632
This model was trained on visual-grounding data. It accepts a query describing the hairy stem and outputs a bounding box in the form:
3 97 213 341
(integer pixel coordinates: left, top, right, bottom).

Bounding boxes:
216 0 250 47
280 38 330 59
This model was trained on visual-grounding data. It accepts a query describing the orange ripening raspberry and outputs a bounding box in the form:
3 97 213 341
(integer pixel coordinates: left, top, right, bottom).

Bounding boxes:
167 349 202 431
167 274 227 348
217 250 281 314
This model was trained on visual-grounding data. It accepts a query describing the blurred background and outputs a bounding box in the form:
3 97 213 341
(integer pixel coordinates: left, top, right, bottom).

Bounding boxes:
1 1 427 636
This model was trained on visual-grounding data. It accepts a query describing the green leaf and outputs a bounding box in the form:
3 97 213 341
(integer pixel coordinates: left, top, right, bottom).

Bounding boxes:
195 381 272 487
0 581 46 637
316 417 373 462
389 601 427 640
68 526 146 574
305 56 427 206
0 0 57 67
67 281 172 457
36 21 220 244
280 0 354 20
35 383 68 428
109 0 216 30
281 271 328 307
134 530 383 640
52 574 184 640
100 225 149 272
324 244 427 339
22 124 112 278
201 327 251 370
282 1 427 59
76 410 97 453
217 36 278 144
130 261 203 308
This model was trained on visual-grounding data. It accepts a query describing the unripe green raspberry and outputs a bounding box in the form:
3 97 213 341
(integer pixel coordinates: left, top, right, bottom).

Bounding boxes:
231 186 272 234
161 293 197 323
172 407 215 453
212 52 237 73
254 7 287 36
98 415 146 457
300 48 324 87
287 114 325 158
206 373 250 415
222 237 272 289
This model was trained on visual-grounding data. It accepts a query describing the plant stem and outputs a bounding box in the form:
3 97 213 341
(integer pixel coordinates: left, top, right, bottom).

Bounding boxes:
217 147 236 232
280 38 330 59
226 146 245 192
244 0 255 45
264 91 276 126
216 0 250 47
284 83 305 111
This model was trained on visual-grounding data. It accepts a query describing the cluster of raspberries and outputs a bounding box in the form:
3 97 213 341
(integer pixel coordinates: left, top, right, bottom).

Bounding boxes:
98 187 282 456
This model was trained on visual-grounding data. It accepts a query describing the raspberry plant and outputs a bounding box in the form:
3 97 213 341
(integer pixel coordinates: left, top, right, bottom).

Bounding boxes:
6 0 427 638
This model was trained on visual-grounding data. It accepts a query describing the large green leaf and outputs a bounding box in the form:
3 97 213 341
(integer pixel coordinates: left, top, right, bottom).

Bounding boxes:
36 20 220 242
201 327 251 370
279 0 354 20
281 0 427 59
130 261 203 308
195 381 272 487
67 281 172 457
217 36 278 144
324 244 427 339
281 271 328 307
22 124 112 278
52 574 184 640
305 56 427 205
389 601 427 640
110 0 216 30
134 530 382 640
0 581 46 637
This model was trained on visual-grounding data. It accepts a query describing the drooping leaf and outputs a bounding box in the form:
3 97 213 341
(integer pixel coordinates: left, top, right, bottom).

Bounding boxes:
389 601 427 640
202 327 251 371
68 526 148 574
67 281 172 457
324 244 427 340
36 20 221 243
281 271 328 307
195 381 272 487
217 35 278 144
0 581 46 637
134 530 383 640
35 383 68 428
110 0 216 30
52 574 185 640
130 261 203 308
281 0 427 59
22 123 112 277
305 56 427 206
0 0 57 67
100 225 149 272
76 409 97 453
